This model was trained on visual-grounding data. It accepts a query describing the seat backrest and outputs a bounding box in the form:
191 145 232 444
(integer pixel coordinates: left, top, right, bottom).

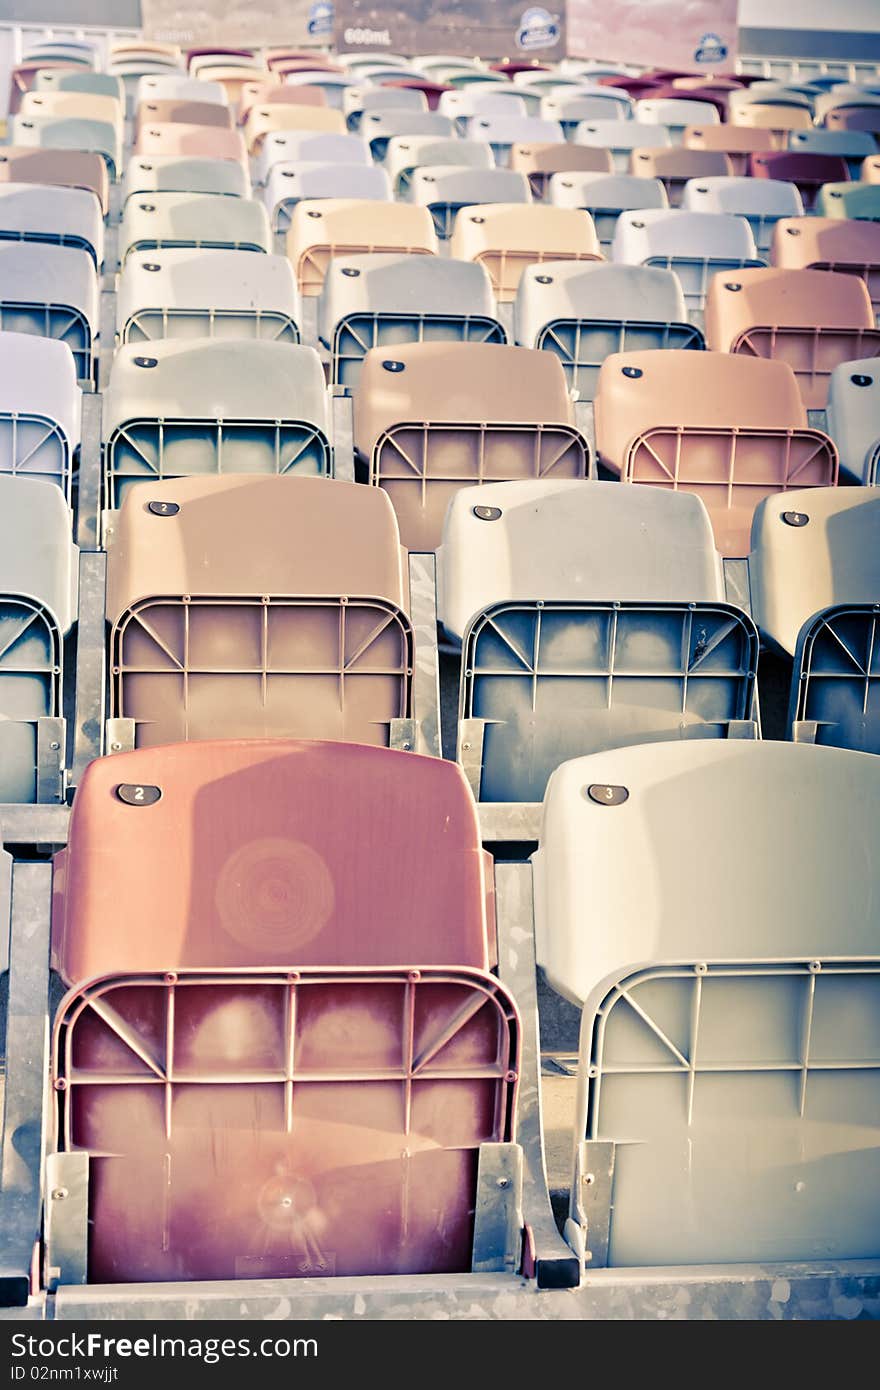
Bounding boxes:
509 141 613 195
136 73 228 105
134 98 233 134
20 89 122 132
635 97 721 130
0 331 80 493
11 114 119 171
827 357 880 483
0 182 103 266
343 84 427 119
255 130 370 184
122 154 249 202
731 101 812 133
541 92 633 124
0 241 98 376
239 81 328 120
243 102 346 152
450 203 601 301
684 122 776 173
411 166 531 236
133 121 247 163
789 127 876 163
286 199 438 295
817 181 880 219
437 478 724 642
682 174 803 220
120 191 272 260
771 216 880 290
265 162 392 230
0 147 108 214
117 248 301 344
630 147 732 205
749 486 880 655
750 150 850 207
384 135 493 194
575 118 672 152
611 208 759 285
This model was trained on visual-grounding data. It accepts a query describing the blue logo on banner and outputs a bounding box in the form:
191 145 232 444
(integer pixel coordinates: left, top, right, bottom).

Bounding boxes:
694 32 728 64
308 2 334 37
516 7 560 51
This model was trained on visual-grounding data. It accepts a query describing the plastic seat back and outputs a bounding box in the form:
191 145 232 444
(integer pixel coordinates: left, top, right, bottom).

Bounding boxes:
634 97 721 138
354 342 588 550
730 101 812 141
790 602 880 753
133 99 233 136
533 739 880 1265
827 357 880 482
549 172 668 251
384 135 493 197
595 350 838 555
750 151 850 209
683 123 776 175
682 175 803 255
120 192 271 261
255 131 370 185
575 119 671 173
771 217 880 321
320 253 504 387
467 114 562 165
360 109 453 159
0 475 77 801
789 127 876 176
750 486 880 655
410 167 530 240
103 341 330 507
515 260 702 398
133 122 247 164
630 147 732 206
817 181 880 221
0 242 97 381
612 209 762 315
0 148 108 215
51 739 513 1283
286 199 438 295
0 183 104 267
11 114 120 177
117 248 301 344
509 142 613 199
343 84 427 126
705 266 880 408
121 155 249 203
0 332 80 496
243 103 346 153
106 476 412 749
264 163 392 233
135 74 228 105
450 204 601 302
541 92 634 132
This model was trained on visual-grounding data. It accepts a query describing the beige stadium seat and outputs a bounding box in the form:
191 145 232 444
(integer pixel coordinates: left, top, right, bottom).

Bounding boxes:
508 142 613 199
630 147 733 207
243 102 346 152
705 267 880 408
771 217 880 321
133 122 247 165
238 80 328 122
729 101 812 145
594 350 838 556
285 199 438 295
683 123 777 175
450 204 601 301
105 475 413 748
133 99 234 138
0 148 108 215
353 342 589 550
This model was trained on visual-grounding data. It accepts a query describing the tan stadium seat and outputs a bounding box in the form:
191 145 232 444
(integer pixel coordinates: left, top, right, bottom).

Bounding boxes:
864 157 880 184
683 123 777 175
133 99 234 138
825 105 880 134
771 218 880 321
238 81 328 123
450 204 601 302
630 147 733 207
705 267 880 408
354 342 589 550
594 350 838 556
102 341 331 508
191 65 267 103
0 147 108 216
19 88 122 135
729 102 812 145
508 142 613 199
286 199 438 295
134 122 247 165
243 102 346 153
105 475 413 748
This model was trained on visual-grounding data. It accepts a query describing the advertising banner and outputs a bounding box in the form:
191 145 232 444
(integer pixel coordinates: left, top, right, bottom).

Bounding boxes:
334 3 566 62
141 0 335 47
567 0 738 72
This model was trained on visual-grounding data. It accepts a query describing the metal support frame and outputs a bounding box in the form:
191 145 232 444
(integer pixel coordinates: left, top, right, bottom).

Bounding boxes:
458 716 484 800
36 717 66 804
0 862 53 1308
330 387 355 483
728 720 759 739
723 557 751 616
471 1142 523 1275
793 720 820 744
71 551 107 789
408 553 441 758
104 717 134 755
76 390 103 552
573 399 597 477
494 863 581 1290
44 1153 89 1294
566 1140 616 1272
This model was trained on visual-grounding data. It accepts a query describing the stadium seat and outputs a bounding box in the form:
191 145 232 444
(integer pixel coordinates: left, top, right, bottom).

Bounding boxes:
0 475 77 802
730 101 813 142
450 204 601 301
10 115 121 179
190 65 267 103
508 143 613 199
827 357 880 482
705 267 880 408
360 109 454 160
439 86 531 128
102 341 331 508
384 136 493 197
789 600 880 753
121 155 249 204
135 74 228 106
681 175 803 256
515 261 702 397
0 332 80 496
410 167 531 240
105 476 413 748
343 84 428 127
437 479 725 643
0 183 104 268
254 131 370 186
823 103 880 134
19 89 123 144
50 738 517 1284
541 91 634 132
750 486 880 657
0 242 98 381
116 248 301 344
630 147 733 207
749 151 850 210
634 97 721 139
788 127 876 177
133 122 247 164
771 217 880 321
575 119 672 173
243 103 346 152
319 254 505 387
133 99 234 136
286 200 438 295
467 115 563 165
264 163 392 233
864 157 880 184
683 123 776 175
594 351 838 555
0 147 108 216
119 192 272 261
353 342 589 549
817 181 880 220
534 739 880 1267
238 82 329 123
549 172 668 252
612 209 762 316
34 70 124 102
